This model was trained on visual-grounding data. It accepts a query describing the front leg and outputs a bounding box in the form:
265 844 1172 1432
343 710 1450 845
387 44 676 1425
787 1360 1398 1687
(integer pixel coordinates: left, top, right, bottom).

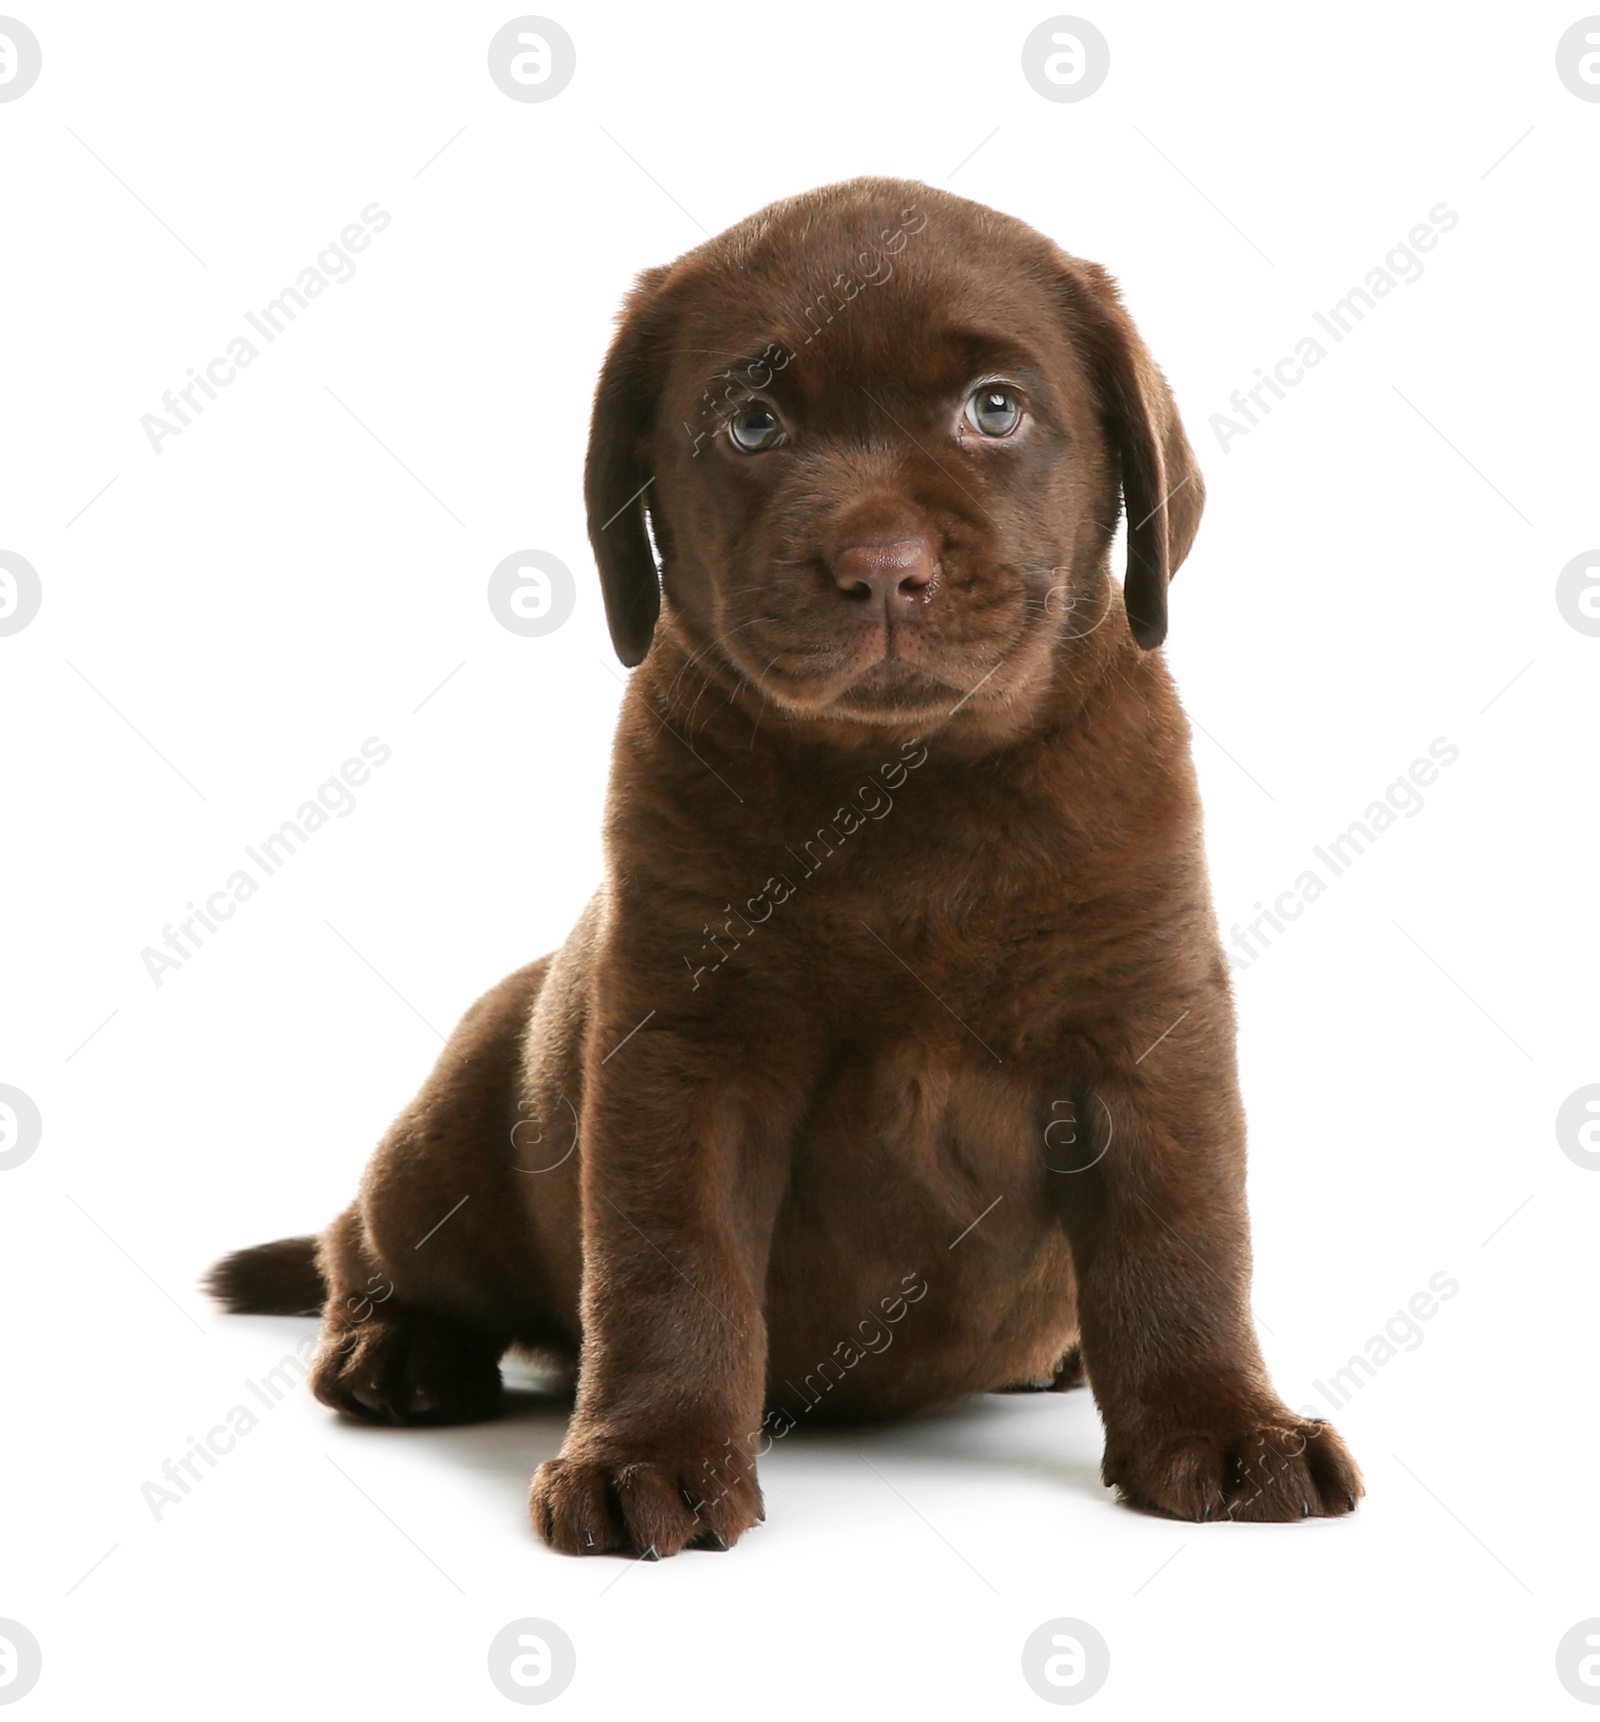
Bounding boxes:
530 987 804 1558
1051 988 1363 1522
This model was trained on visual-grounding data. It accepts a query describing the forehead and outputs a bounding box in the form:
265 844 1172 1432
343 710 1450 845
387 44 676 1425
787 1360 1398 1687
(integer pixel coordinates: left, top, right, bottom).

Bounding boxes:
662 201 1082 407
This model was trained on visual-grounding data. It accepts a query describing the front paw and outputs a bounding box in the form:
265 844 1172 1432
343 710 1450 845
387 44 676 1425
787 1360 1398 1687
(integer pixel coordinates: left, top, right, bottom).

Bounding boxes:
530 1434 764 1558
1106 1411 1363 1522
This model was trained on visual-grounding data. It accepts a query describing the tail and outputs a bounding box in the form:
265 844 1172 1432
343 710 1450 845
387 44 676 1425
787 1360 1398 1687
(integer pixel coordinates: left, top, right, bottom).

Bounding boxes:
205 1235 326 1316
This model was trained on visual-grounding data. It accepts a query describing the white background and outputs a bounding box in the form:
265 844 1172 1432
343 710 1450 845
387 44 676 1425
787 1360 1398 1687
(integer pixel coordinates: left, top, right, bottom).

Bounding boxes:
2 2 1596 1716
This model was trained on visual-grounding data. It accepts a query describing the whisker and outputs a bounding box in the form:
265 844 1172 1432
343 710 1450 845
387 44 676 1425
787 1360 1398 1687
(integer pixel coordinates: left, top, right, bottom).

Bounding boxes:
665 614 775 710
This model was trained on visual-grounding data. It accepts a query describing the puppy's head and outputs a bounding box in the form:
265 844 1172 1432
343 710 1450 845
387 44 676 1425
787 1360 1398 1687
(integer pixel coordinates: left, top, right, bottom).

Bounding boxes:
586 178 1203 728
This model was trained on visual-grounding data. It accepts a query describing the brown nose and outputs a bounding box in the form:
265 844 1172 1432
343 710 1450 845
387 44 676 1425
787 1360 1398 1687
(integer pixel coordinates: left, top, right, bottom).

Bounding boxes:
832 538 937 611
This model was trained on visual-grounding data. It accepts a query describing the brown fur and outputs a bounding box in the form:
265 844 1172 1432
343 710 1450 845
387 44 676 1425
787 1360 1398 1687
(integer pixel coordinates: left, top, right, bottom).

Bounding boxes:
208 177 1361 1555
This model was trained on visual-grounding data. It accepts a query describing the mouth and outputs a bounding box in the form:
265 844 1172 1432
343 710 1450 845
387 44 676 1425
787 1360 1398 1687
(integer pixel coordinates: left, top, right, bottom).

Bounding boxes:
839 657 963 709
738 634 960 718
728 601 1043 723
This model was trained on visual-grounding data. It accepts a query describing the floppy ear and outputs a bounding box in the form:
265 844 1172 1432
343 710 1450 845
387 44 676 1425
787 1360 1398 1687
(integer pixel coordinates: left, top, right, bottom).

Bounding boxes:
1058 259 1204 650
585 265 672 666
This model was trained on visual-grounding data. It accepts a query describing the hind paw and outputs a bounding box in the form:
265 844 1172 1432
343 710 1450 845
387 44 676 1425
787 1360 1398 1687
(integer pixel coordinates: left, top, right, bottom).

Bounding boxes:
312 1310 506 1426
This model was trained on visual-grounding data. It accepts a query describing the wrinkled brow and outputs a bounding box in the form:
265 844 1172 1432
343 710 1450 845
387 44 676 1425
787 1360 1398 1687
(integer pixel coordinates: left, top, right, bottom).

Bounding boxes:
936 327 1052 383
685 344 796 398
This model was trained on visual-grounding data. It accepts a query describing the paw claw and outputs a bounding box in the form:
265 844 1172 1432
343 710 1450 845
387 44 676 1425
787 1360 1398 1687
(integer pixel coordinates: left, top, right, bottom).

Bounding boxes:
1109 1410 1363 1524
530 1447 763 1557
311 1313 504 1427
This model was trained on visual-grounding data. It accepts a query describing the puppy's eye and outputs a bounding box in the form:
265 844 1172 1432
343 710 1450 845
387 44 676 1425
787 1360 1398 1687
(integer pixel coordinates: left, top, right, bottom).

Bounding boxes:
726 402 786 453
964 387 1023 438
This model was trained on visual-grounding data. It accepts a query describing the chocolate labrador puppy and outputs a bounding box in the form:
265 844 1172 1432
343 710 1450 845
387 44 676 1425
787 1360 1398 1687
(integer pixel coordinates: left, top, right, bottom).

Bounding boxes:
209 177 1361 1555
